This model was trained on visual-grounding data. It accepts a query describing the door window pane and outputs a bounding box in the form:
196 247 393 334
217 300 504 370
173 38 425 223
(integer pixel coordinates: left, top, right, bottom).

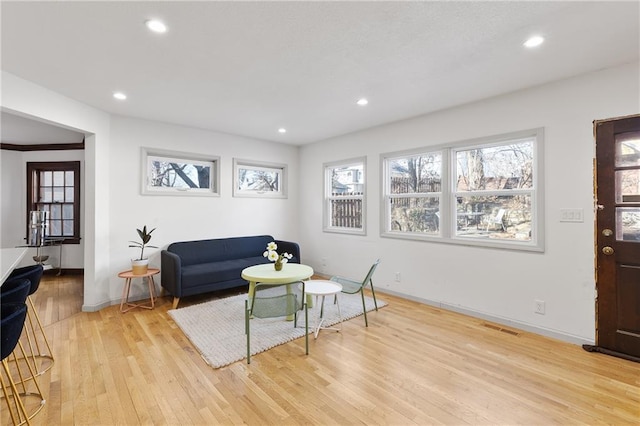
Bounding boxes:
615 133 640 167
616 170 640 203
616 207 640 241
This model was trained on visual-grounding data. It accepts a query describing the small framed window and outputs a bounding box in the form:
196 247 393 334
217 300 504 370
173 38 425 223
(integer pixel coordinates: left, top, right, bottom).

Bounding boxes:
233 159 287 198
142 148 219 196
324 157 366 235
26 161 81 244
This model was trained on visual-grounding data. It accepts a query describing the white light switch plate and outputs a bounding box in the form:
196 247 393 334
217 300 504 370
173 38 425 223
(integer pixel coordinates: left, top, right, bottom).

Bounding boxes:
560 208 584 222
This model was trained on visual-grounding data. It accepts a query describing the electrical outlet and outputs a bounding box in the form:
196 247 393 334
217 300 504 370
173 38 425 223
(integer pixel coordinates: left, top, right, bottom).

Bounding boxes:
395 272 401 282
534 299 546 315
321 258 327 267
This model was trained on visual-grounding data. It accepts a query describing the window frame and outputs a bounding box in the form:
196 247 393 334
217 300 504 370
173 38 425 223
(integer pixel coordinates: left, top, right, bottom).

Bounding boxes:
323 157 367 235
381 128 545 252
141 147 220 196
232 158 287 198
26 161 81 244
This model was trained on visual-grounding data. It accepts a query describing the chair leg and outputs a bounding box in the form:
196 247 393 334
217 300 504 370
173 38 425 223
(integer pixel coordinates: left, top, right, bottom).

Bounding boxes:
26 296 54 374
1 359 31 426
14 340 46 420
304 303 309 355
369 279 379 311
360 289 368 327
172 297 180 309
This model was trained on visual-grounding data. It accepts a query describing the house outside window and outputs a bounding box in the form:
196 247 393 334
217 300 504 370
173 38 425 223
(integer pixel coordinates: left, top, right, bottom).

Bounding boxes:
381 128 544 251
324 158 366 235
26 161 81 244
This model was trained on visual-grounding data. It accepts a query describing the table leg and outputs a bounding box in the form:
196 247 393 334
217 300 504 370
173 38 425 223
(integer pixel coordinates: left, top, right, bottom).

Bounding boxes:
57 242 63 276
120 278 132 312
285 283 295 321
148 275 157 309
120 275 157 313
313 293 342 339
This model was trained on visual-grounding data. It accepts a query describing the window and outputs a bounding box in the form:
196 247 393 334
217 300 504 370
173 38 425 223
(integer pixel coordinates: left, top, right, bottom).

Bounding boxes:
382 128 544 251
26 161 81 244
142 148 219 196
324 158 366 235
233 159 287 198
386 151 442 235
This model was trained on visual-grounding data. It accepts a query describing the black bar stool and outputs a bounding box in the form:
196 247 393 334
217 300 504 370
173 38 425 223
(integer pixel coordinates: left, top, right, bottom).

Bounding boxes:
1 277 46 425
6 265 54 375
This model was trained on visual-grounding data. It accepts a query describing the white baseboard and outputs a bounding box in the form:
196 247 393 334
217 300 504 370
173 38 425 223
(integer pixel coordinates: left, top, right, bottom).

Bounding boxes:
375 287 594 346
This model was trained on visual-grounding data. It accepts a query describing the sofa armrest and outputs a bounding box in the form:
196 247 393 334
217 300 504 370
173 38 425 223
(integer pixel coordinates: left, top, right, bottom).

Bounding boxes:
161 250 182 296
275 240 301 264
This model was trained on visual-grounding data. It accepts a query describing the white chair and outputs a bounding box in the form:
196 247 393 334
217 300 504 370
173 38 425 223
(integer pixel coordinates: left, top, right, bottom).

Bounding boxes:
486 209 507 231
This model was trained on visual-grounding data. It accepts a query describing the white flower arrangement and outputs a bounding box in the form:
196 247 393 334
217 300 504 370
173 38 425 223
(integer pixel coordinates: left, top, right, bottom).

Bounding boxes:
263 241 293 265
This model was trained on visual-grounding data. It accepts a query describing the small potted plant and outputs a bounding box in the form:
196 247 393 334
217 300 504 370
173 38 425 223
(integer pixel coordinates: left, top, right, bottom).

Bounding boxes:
129 225 157 275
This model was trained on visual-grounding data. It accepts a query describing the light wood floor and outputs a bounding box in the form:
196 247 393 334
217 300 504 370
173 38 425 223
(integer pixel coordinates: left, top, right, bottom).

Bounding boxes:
4 274 639 425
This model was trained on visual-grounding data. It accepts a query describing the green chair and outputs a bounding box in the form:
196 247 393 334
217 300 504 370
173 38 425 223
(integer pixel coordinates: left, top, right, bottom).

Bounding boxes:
330 259 380 327
245 281 308 364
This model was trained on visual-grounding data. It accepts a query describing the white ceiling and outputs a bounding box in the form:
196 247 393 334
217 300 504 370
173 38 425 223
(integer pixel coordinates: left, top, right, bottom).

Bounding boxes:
1 112 84 145
1 1 639 146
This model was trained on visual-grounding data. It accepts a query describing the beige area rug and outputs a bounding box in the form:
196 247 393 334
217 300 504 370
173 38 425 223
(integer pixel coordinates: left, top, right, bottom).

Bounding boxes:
168 288 386 368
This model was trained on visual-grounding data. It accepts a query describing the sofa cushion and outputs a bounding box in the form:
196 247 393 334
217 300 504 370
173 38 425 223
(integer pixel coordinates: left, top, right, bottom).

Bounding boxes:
181 256 269 288
168 235 273 266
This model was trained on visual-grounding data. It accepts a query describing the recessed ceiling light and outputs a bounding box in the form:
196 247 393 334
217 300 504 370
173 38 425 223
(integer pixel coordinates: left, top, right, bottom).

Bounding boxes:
145 19 167 33
524 36 544 48
278 128 287 134
356 98 369 106
113 92 127 100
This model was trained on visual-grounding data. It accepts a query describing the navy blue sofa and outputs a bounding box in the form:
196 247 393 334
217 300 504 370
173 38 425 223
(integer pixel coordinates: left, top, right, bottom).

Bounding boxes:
161 235 300 308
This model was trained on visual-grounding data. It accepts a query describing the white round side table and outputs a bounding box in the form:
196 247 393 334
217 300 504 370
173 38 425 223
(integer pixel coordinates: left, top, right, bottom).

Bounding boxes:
300 280 343 339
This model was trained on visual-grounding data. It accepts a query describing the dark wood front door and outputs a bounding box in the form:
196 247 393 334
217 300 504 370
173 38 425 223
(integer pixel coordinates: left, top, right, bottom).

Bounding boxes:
595 115 640 358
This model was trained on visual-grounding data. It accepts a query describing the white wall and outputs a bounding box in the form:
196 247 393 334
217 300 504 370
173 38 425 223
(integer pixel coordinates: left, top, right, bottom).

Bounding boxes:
3 63 638 342
106 116 300 304
1 150 22 248
0 149 85 269
1 71 111 311
298 62 640 344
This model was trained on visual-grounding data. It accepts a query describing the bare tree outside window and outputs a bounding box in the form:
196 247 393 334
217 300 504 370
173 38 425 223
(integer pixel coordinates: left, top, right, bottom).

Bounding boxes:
233 159 287 198
388 152 442 234
455 140 534 241
142 148 219 196
150 160 210 189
